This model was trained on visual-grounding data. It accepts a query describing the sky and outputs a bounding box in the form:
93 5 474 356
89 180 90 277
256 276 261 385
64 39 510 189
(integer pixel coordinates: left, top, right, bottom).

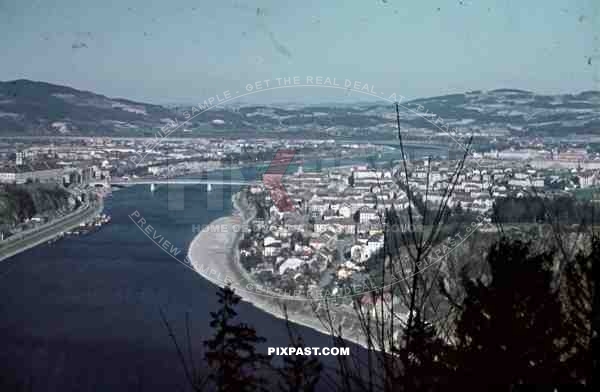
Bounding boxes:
0 0 598 105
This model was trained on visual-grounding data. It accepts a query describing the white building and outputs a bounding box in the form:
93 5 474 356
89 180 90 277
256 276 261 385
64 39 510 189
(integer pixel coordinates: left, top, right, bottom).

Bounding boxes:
359 207 378 223
279 257 306 274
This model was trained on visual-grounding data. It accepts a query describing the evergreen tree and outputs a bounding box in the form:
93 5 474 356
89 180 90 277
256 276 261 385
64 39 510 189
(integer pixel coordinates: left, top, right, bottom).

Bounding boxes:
394 312 452 392
592 237 600 390
204 285 272 392
277 335 323 392
453 239 568 389
561 236 598 386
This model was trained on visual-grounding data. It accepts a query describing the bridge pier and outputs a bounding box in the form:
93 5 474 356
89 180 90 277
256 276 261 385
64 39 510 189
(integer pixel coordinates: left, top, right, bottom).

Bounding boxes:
207 183 212 192
150 183 156 192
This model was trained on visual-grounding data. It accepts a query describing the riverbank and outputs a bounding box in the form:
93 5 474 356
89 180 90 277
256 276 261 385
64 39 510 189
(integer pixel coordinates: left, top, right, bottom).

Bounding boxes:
0 197 105 262
0 181 365 391
187 192 368 348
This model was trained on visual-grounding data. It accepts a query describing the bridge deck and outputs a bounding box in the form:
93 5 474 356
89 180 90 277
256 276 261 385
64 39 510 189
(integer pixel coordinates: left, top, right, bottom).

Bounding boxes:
108 179 260 186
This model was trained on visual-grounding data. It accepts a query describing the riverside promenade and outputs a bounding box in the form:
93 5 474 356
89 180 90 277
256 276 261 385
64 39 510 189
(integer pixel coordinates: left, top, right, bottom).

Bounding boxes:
186 192 367 347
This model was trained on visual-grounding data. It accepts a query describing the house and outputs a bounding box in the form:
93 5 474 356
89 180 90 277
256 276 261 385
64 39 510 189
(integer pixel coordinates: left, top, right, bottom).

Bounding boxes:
0 163 65 184
283 213 306 232
579 171 599 188
353 169 381 180
351 244 371 263
359 207 378 224
263 242 281 257
367 234 384 254
263 236 282 257
338 203 352 218
309 203 329 215
278 257 306 274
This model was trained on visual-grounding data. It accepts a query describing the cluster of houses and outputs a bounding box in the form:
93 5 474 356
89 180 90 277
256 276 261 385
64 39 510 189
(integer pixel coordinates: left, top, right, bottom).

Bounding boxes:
237 158 600 303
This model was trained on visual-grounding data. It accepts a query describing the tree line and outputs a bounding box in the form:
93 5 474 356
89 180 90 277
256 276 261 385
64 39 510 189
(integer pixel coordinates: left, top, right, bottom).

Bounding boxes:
492 195 598 225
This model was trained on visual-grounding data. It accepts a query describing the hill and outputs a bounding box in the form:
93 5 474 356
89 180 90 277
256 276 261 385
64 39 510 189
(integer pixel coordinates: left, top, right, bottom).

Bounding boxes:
0 80 598 138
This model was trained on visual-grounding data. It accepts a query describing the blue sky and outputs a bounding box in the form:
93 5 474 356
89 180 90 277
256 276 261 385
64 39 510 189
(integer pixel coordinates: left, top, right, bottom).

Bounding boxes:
0 0 597 104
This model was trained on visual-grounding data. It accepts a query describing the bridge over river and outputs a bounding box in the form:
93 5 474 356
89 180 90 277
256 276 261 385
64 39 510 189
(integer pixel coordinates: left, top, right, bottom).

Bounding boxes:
94 177 261 192
110 178 260 186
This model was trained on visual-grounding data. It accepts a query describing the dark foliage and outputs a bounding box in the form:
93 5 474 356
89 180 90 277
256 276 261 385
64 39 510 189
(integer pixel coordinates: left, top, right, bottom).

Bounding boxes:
561 236 599 386
452 239 570 389
203 285 272 392
0 183 70 226
492 196 595 225
277 311 323 392
393 314 453 392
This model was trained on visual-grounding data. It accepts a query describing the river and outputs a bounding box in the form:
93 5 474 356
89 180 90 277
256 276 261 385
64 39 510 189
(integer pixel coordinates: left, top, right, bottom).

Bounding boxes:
0 150 438 391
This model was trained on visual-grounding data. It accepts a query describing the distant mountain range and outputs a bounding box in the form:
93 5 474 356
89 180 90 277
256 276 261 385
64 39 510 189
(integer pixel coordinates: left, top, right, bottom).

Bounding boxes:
0 79 598 138
0 79 172 136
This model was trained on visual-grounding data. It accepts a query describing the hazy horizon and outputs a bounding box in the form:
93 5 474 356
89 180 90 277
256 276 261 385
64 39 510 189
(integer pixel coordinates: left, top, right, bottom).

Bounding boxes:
1 0 597 105
3 77 599 109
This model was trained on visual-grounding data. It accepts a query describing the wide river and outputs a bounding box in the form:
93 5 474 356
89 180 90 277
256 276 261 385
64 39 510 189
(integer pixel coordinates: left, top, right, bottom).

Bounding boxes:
0 151 439 391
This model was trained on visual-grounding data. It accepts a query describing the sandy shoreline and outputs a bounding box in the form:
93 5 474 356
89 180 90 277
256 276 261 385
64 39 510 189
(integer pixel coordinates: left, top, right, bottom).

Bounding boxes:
186 194 368 348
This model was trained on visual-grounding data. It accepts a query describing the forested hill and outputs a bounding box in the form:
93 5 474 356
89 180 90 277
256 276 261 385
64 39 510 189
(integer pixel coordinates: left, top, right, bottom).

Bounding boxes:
0 80 598 138
0 183 72 229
